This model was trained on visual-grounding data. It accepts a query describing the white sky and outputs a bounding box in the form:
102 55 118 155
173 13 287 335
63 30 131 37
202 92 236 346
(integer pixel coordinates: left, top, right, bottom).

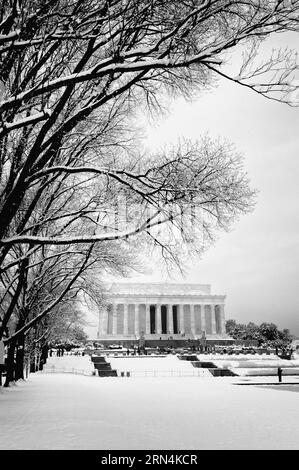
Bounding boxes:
85 32 299 338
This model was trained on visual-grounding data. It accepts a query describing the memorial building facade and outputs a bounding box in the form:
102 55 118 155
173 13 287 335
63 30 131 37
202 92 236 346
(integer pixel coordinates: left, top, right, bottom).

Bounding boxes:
97 283 230 344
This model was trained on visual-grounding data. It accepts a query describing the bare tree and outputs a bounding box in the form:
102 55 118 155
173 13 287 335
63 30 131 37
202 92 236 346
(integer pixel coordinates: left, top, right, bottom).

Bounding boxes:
1 236 139 385
23 302 88 380
0 0 298 246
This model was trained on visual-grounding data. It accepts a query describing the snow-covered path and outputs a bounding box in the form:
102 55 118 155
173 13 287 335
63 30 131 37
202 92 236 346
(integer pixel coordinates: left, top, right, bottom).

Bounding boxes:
1 372 299 450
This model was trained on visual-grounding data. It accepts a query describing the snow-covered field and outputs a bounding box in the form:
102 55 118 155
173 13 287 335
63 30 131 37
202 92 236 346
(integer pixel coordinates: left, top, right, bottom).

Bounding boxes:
43 353 299 377
108 355 210 377
1 358 299 450
43 354 94 375
43 354 212 377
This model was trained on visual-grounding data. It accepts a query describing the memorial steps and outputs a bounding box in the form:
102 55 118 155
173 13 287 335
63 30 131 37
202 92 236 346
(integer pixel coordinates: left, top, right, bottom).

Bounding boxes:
178 356 238 377
91 355 117 377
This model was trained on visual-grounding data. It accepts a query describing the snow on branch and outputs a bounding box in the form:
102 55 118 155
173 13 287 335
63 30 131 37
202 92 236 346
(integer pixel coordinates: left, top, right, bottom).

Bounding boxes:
0 110 51 135
0 214 171 247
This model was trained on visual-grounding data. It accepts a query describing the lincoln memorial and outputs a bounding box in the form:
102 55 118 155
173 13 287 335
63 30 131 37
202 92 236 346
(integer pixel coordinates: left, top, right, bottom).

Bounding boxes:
97 283 229 343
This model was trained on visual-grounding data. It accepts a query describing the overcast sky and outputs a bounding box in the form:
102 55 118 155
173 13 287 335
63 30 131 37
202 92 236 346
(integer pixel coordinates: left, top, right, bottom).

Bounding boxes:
85 33 299 338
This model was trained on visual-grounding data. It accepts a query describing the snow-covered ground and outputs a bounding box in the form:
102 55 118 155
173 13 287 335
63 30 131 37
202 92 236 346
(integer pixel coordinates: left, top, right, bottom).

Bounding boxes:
1 357 299 450
108 355 210 377
43 354 212 377
43 354 94 375
44 353 299 377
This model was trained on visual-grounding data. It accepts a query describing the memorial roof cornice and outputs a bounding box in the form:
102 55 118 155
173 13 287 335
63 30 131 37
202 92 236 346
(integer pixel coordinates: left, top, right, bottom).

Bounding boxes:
105 282 220 296
106 293 225 299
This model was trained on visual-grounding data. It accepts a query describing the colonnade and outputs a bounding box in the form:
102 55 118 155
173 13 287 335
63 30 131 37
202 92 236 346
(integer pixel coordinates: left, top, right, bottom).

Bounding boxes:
99 303 226 336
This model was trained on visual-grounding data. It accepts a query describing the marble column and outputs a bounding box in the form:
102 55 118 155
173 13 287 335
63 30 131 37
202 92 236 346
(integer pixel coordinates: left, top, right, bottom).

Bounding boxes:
179 304 185 334
190 304 195 335
98 312 102 337
211 304 216 334
168 305 174 334
156 304 162 334
201 305 206 334
134 304 139 335
220 304 226 334
102 308 109 335
112 303 117 335
123 303 129 335
145 304 151 335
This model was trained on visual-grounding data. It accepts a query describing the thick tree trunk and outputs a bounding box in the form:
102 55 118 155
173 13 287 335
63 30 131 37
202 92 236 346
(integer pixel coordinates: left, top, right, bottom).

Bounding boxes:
39 344 49 371
29 360 36 373
15 334 25 380
4 341 16 387
29 348 38 373
25 354 30 378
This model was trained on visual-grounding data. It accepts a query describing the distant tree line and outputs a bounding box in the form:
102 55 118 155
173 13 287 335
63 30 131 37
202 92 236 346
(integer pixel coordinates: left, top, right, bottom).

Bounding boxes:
226 319 293 348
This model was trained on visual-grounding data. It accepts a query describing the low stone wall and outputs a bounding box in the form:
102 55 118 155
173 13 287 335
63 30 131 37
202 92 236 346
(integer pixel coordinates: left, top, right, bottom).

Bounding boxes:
88 338 235 349
235 367 299 376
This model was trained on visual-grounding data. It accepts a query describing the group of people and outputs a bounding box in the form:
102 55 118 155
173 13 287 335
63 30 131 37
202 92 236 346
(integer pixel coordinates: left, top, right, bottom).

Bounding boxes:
49 348 86 357
126 346 147 356
49 347 65 357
